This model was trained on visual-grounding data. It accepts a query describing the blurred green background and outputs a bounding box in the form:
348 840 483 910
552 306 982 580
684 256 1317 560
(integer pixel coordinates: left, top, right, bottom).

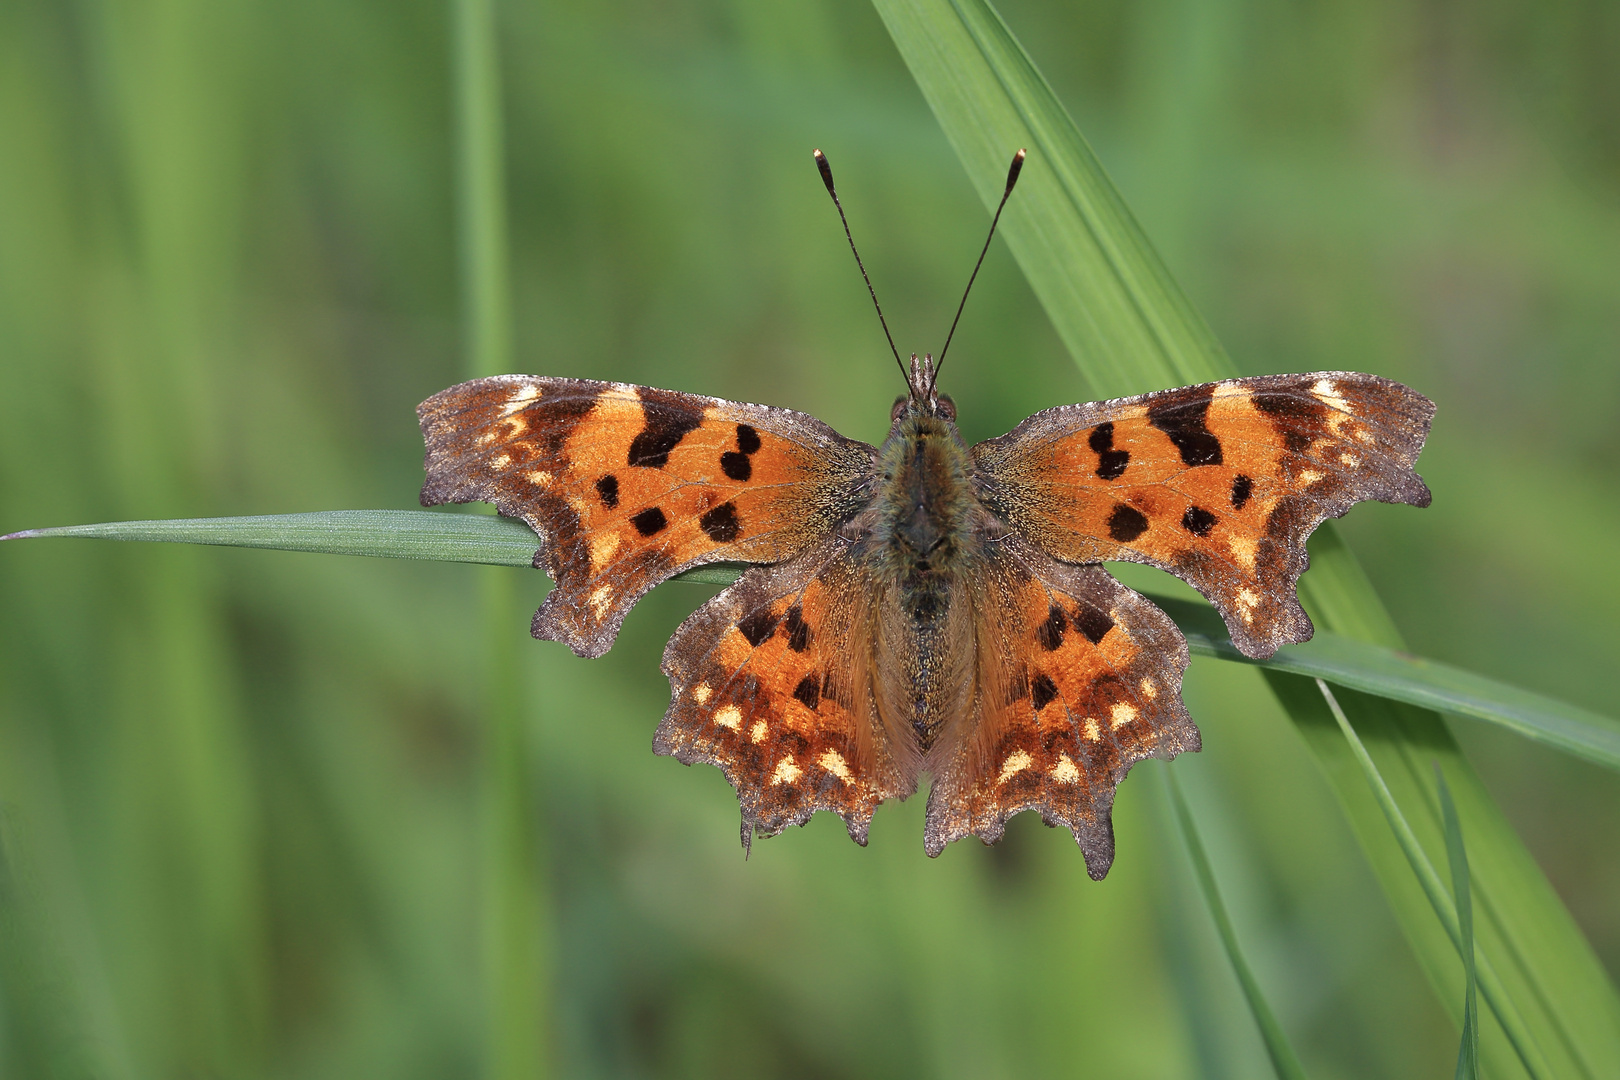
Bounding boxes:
1 0 1617 1077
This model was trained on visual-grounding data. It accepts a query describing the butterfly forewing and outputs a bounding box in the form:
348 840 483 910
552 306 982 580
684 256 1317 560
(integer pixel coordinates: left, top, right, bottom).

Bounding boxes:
419 376 873 657
971 372 1433 658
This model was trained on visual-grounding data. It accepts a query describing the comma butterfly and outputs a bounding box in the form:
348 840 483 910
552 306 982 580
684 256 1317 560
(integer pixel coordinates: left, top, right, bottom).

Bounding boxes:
417 150 1433 878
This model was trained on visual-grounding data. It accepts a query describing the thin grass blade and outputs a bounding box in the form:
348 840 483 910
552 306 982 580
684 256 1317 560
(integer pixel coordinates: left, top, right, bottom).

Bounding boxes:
1438 766 1481 1080
1165 771 1311 1080
1318 681 1546 1077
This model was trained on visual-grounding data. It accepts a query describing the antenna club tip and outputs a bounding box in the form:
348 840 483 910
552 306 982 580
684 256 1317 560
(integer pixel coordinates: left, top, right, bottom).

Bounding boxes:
1005 148 1027 192
813 148 836 194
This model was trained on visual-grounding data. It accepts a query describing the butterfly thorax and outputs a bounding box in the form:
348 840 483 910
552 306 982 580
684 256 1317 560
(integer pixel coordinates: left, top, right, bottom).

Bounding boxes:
867 410 982 604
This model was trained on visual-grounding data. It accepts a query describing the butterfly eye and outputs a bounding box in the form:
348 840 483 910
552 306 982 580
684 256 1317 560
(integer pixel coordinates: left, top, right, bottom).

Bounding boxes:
935 395 957 421
891 396 908 422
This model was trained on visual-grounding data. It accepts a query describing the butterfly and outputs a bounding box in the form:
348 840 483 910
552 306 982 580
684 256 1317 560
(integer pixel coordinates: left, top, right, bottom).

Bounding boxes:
416 150 1433 879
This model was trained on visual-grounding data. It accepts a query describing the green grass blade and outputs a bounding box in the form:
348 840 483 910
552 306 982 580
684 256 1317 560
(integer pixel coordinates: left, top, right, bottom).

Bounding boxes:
9 513 1618 770
872 1 1620 1076
451 0 549 1072
1319 681 1545 1076
1155 596 1620 772
1438 765 1481 1080
1165 771 1311 1080
3 511 545 566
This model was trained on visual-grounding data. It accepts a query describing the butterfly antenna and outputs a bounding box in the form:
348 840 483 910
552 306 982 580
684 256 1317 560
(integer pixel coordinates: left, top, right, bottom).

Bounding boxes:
813 149 908 388
932 148 1026 394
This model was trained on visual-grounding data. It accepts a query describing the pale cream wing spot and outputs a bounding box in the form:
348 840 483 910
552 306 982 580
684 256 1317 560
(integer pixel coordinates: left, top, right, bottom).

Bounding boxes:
1339 451 1360 467
749 720 768 744
771 757 802 785
1051 754 1081 783
1139 678 1158 700
1110 702 1138 729
588 584 614 618
1298 469 1323 485
1228 535 1259 573
1235 587 1261 623
996 749 1034 785
1082 718 1102 742
491 452 512 470
818 750 852 783
691 682 712 704
525 469 553 485
502 383 543 415
588 531 621 569
713 704 742 731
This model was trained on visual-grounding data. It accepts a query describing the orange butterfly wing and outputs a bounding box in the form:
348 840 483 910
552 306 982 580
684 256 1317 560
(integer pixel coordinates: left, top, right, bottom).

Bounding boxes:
419 376 872 657
656 540 913 849
925 538 1198 878
972 372 1433 658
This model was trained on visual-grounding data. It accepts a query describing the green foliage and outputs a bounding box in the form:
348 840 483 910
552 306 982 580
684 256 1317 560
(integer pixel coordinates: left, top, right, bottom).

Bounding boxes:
1 0 1617 1077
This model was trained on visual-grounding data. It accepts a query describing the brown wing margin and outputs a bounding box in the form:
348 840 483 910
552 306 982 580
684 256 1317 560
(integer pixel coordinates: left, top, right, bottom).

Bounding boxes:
971 372 1433 658
924 538 1199 879
419 376 873 658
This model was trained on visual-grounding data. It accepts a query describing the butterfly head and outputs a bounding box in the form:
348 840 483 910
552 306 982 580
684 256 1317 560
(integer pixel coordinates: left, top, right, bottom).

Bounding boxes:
893 353 955 422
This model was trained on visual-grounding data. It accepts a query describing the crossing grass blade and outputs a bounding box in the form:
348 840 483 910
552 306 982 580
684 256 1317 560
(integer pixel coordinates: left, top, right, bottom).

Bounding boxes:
1437 765 1481 1080
869 0 1620 1075
10 512 1617 772
1319 681 1543 1076
1165 770 1311 1080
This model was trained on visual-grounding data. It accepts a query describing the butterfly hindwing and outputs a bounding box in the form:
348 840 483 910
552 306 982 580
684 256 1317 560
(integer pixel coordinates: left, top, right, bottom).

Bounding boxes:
924 538 1198 879
972 372 1433 658
656 540 912 848
419 376 874 657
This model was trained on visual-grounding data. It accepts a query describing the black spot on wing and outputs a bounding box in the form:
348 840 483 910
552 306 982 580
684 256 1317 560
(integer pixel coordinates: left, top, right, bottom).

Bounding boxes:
793 674 821 710
699 502 741 543
1088 422 1130 480
1031 673 1059 712
1182 505 1217 537
735 424 761 455
1107 504 1150 543
1071 603 1113 645
1252 390 1326 423
535 394 597 455
736 607 779 648
1037 604 1066 650
781 605 812 652
1231 474 1252 510
631 507 668 536
720 452 752 481
595 474 619 509
1147 388 1223 467
627 388 704 468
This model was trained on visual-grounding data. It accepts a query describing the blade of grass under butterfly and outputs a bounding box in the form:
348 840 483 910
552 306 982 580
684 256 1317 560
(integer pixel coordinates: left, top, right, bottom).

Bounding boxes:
870 0 1620 1075
1319 681 1543 1076
1437 765 1481 1080
1154 596 1620 772
451 0 550 1073
7 513 1619 770
1165 771 1310 1080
